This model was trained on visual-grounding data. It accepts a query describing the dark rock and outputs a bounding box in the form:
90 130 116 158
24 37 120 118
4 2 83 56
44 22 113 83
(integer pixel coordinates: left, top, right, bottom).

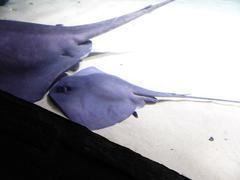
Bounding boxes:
209 137 214 141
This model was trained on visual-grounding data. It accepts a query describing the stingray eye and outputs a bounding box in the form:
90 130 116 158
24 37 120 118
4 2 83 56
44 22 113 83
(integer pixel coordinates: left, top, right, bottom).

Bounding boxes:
55 85 71 93
61 51 72 57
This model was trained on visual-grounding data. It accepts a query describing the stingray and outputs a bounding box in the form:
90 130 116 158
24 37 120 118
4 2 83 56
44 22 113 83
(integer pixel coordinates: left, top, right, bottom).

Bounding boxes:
0 0 175 102
49 67 240 130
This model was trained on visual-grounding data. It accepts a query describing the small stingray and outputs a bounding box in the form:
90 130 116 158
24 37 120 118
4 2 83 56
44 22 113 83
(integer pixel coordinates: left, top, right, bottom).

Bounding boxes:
49 67 240 130
0 0 174 102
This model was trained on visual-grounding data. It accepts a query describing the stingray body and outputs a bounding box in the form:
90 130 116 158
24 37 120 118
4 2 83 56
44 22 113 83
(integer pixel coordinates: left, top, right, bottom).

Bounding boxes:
0 0 175 102
49 67 185 130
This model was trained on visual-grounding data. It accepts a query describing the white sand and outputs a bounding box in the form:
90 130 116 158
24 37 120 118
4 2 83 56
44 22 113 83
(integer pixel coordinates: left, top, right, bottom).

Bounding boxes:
1 0 240 179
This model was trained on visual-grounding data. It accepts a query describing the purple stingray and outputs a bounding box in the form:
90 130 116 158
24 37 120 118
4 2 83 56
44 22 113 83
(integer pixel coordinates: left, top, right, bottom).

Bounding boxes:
49 67 240 130
0 0 175 102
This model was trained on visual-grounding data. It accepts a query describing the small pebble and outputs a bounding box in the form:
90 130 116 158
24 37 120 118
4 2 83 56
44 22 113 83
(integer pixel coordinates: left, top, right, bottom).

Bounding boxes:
209 137 214 141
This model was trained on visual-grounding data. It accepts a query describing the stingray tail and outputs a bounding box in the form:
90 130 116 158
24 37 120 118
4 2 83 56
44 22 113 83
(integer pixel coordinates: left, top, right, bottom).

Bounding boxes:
131 85 188 98
132 85 240 104
67 0 175 43
175 95 240 104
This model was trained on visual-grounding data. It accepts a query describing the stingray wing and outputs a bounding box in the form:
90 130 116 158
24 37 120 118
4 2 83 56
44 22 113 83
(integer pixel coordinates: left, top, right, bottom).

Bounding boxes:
66 0 175 43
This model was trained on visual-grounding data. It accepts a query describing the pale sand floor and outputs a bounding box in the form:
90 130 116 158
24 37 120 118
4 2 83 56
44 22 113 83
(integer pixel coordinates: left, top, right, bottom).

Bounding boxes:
1 0 240 179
